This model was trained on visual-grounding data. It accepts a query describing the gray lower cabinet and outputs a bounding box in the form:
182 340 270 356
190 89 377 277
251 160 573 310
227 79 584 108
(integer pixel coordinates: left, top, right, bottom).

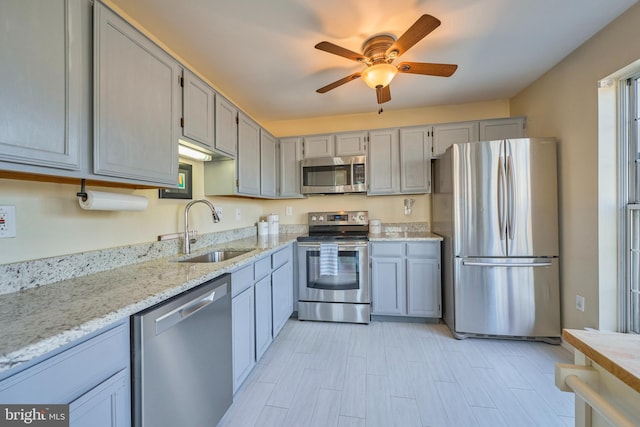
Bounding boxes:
0 0 91 176
271 247 294 337
370 241 441 318
230 244 294 393
254 275 273 360
231 283 255 393
0 320 131 427
94 1 180 186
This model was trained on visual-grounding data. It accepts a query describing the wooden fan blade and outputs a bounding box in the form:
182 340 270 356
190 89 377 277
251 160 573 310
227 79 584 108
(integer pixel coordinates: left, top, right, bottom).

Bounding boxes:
397 62 458 77
376 85 391 104
316 72 362 93
315 41 366 63
386 15 441 59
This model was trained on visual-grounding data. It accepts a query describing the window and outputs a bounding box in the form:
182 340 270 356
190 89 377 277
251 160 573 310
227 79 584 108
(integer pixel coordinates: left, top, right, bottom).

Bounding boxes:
623 73 640 333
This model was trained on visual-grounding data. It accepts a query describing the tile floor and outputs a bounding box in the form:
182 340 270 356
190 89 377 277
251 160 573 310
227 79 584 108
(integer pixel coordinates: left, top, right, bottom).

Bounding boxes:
219 319 575 427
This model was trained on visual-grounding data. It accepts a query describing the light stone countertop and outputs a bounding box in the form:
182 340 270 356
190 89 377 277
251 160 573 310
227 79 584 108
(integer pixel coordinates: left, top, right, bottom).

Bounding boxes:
563 329 640 393
0 234 299 375
368 231 443 241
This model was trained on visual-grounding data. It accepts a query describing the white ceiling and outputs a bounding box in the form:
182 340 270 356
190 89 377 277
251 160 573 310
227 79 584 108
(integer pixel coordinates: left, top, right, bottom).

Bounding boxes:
109 0 637 124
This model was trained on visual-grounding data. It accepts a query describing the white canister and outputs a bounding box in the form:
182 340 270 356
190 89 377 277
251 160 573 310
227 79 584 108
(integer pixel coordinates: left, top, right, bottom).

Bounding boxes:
370 219 382 234
267 214 279 235
257 221 269 236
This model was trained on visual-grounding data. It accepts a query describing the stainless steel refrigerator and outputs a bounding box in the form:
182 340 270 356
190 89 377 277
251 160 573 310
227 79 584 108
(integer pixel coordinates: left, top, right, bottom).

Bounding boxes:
432 138 561 343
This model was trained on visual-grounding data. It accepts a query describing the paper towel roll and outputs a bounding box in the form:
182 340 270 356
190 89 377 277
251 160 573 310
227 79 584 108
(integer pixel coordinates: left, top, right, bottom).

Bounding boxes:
78 190 148 211
258 221 269 236
267 214 279 235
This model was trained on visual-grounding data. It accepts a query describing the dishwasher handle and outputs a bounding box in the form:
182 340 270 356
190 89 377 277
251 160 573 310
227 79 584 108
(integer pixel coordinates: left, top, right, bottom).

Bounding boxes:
155 281 229 335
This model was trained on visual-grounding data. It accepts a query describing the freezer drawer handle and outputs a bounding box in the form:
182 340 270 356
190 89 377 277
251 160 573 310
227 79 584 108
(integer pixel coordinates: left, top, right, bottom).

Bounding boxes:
462 260 553 268
155 283 228 335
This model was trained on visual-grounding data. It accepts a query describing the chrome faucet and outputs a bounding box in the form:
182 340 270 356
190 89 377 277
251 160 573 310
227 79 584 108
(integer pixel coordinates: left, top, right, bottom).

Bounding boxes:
184 199 220 254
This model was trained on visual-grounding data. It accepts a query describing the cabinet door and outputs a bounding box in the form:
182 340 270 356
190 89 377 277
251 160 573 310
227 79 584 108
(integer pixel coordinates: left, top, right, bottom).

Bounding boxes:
237 113 261 196
335 131 367 156
302 134 335 158
399 127 431 193
215 96 238 157
406 257 440 317
260 131 277 197
254 275 273 360
94 3 180 186
432 121 479 157
371 257 405 315
479 117 526 141
367 129 400 195
278 137 303 198
232 286 255 393
0 0 87 172
182 69 214 149
69 369 130 427
271 261 293 337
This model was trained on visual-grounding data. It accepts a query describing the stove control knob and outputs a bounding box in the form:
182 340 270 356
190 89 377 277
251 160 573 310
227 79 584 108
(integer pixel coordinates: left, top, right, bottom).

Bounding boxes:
311 216 317 222
359 214 365 221
318 216 324 221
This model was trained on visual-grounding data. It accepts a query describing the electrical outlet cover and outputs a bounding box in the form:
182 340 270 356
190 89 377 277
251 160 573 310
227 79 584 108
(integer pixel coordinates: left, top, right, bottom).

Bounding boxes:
0 205 17 238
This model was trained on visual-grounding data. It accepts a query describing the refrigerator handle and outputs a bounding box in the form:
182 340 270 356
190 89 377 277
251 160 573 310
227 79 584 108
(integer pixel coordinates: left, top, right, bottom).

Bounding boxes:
463 260 553 268
498 155 507 241
506 154 516 242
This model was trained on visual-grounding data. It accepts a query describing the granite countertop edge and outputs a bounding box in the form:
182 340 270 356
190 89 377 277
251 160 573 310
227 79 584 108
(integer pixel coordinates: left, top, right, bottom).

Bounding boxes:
368 231 443 241
0 234 300 375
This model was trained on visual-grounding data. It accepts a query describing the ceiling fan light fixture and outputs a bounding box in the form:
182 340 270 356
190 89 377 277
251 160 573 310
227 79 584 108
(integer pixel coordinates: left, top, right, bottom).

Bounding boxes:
361 63 398 89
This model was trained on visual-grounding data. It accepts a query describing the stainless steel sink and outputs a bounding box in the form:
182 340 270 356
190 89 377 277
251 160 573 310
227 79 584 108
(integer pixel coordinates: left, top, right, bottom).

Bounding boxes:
177 250 252 263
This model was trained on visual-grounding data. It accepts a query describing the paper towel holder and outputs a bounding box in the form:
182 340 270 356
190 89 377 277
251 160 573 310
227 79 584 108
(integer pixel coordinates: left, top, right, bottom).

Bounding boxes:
77 179 88 202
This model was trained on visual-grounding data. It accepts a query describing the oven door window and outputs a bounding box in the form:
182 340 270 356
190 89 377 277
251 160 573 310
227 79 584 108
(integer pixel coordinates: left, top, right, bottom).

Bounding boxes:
302 165 351 187
306 250 359 290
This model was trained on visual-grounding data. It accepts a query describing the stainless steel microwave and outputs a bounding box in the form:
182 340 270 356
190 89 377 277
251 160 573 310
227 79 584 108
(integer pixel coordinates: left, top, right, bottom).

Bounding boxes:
300 155 366 194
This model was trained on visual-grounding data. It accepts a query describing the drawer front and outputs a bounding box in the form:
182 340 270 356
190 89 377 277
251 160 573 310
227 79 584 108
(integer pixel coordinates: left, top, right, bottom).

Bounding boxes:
231 264 254 297
0 321 129 404
271 246 291 269
254 256 271 281
370 242 404 257
406 242 440 259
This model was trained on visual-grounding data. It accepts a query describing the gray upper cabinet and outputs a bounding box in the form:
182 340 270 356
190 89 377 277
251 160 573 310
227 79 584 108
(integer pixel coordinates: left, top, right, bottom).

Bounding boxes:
302 134 335 159
278 137 303 198
94 2 180 186
399 127 431 194
181 68 215 150
479 117 526 141
0 0 90 173
368 129 400 195
215 96 238 157
431 121 479 157
335 131 367 156
260 130 277 198
237 112 261 196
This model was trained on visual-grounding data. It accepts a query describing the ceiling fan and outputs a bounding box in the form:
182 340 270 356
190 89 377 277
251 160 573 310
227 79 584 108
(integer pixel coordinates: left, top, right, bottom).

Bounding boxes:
315 14 458 111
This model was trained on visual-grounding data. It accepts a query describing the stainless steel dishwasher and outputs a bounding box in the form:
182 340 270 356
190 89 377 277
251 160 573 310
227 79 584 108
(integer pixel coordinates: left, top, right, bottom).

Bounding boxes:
132 274 232 427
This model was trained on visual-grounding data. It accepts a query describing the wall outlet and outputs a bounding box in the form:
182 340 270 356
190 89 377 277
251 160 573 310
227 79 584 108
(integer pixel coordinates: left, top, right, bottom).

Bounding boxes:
0 205 17 238
285 206 293 216
235 208 241 221
215 207 223 220
576 294 585 312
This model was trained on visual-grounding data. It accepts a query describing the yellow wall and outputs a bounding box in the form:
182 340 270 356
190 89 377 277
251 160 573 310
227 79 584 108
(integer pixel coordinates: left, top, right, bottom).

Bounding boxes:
510 2 640 331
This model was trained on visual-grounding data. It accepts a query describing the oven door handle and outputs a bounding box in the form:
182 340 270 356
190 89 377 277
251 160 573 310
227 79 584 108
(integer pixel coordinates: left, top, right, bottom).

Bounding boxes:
297 242 368 250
